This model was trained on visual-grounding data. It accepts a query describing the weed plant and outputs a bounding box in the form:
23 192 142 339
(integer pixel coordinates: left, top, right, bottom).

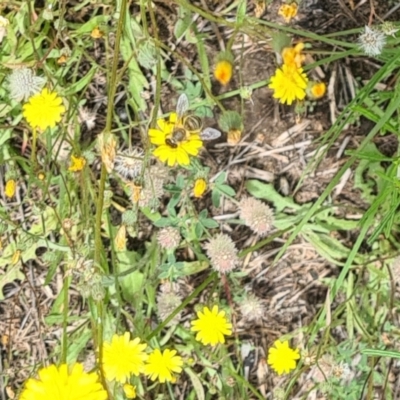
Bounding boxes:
0 1 400 399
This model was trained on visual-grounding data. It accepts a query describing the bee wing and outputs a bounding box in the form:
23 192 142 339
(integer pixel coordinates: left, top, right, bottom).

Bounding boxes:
176 93 189 120
200 127 222 141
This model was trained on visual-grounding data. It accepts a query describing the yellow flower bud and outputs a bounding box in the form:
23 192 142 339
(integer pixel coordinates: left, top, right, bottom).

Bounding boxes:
5 179 16 198
193 178 207 198
308 82 326 100
123 384 136 399
214 60 233 86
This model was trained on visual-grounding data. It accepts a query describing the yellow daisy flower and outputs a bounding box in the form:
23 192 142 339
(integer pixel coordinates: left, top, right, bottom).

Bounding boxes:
214 60 233 86
102 332 148 383
190 305 232 346
22 88 66 131
267 339 300 375
268 64 308 105
144 348 183 383
193 178 207 198
5 179 16 198
19 363 107 400
68 155 86 172
148 113 203 167
278 3 298 23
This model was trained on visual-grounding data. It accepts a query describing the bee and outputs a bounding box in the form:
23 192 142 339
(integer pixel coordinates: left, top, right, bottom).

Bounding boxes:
165 94 221 148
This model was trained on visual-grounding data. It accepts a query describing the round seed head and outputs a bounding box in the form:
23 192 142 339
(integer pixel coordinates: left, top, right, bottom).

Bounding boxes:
157 227 181 250
239 197 274 236
204 233 239 273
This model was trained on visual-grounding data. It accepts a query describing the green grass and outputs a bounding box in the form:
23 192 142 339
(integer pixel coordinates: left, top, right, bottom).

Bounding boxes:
1 1 400 399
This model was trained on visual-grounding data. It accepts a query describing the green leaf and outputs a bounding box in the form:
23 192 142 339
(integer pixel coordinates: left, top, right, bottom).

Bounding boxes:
154 218 174 228
212 189 221 208
117 250 144 303
185 367 205 400
200 218 219 229
64 66 97 96
216 184 236 197
246 180 302 212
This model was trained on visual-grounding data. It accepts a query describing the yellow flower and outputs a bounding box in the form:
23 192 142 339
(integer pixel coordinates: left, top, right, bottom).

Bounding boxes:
123 384 136 399
308 82 326 100
22 88 65 131
193 178 207 198
69 155 86 172
268 64 308 105
278 2 298 23
144 348 183 383
190 305 232 346
19 363 107 400
102 332 148 383
5 179 16 198
91 27 104 39
214 60 233 86
282 42 305 68
149 113 203 167
267 339 300 375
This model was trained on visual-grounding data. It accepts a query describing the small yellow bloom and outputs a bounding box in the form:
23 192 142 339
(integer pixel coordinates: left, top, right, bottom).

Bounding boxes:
190 305 232 346
278 2 298 23
5 179 16 198
267 339 300 375
282 42 305 68
91 27 104 39
268 64 308 105
57 55 68 65
102 333 148 383
193 178 207 198
123 384 136 399
144 348 183 383
19 363 107 400
23 88 66 131
69 155 86 172
114 225 127 251
214 60 233 86
149 113 203 167
308 82 326 100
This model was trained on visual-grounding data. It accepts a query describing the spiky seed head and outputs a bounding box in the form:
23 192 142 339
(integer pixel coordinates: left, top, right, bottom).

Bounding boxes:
204 233 239 273
114 148 144 181
239 197 274 236
239 293 265 323
358 26 386 57
157 282 183 326
7 68 46 102
157 227 181 250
